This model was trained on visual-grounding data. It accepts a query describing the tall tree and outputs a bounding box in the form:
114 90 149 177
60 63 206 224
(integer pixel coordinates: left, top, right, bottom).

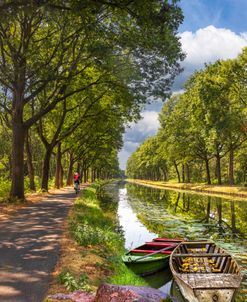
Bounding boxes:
0 1 184 199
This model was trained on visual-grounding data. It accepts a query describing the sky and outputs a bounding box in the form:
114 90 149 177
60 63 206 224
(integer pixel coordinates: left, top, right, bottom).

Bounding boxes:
118 0 247 170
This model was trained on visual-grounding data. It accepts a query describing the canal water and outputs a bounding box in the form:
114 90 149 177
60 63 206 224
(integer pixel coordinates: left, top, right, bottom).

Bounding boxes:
105 182 247 302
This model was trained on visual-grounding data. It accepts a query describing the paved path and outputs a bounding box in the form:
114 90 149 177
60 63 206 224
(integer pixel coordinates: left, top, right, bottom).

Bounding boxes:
0 188 75 302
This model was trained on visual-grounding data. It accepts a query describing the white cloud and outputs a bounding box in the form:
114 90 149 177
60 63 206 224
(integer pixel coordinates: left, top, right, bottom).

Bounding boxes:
128 111 160 134
173 26 247 91
119 111 160 169
123 141 140 153
180 25 247 68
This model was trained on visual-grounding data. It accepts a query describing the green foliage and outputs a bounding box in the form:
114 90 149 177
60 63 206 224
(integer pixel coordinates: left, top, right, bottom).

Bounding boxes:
0 0 184 199
69 183 147 287
127 49 247 186
70 186 123 249
57 270 92 292
0 177 38 201
72 223 113 246
0 177 11 199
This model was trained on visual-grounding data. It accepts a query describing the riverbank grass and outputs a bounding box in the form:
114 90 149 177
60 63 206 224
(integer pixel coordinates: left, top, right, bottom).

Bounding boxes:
47 183 147 298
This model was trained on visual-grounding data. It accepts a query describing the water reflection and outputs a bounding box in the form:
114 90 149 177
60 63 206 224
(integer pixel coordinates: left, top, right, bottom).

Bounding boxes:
126 184 247 242
117 187 157 249
105 182 247 301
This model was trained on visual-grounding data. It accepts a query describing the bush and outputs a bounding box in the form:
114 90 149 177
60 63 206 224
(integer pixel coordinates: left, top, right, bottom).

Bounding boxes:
0 177 11 199
57 270 92 292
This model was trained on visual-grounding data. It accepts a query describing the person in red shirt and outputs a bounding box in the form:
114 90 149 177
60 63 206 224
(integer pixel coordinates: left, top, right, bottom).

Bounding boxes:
73 172 80 192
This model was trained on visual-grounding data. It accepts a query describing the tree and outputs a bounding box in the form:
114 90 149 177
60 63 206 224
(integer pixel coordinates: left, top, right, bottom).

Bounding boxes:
0 1 184 199
191 60 247 184
127 49 247 186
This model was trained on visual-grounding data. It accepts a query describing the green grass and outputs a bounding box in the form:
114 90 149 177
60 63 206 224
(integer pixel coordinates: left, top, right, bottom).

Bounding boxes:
108 255 148 286
69 183 147 287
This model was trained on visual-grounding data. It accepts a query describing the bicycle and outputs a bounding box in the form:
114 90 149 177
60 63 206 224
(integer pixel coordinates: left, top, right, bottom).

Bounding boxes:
74 182 80 194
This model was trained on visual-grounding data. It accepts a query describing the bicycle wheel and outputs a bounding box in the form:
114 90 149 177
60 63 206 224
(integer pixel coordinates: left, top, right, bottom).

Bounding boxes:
74 182 79 194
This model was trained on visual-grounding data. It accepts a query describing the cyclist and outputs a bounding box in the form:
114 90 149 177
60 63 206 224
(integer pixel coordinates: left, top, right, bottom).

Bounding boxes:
73 172 80 193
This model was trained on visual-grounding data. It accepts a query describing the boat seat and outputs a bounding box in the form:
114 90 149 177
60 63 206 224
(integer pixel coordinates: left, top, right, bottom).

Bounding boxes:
180 273 242 289
145 242 177 246
131 249 172 254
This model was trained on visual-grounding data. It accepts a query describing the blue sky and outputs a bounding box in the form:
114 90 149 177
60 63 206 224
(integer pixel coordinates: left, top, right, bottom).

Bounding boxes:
179 0 247 33
118 0 247 170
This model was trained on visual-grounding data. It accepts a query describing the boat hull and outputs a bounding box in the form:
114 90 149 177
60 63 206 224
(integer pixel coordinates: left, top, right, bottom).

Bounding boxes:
174 276 237 302
123 253 170 276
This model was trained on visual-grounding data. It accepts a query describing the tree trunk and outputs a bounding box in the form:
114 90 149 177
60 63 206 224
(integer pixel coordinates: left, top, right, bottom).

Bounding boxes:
98 169 101 180
205 158 211 184
77 162 81 174
173 161 180 183
217 198 223 232
83 169 87 183
55 143 62 189
186 163 190 183
41 148 52 191
215 152 222 185
86 169 89 182
25 132 36 191
206 197 211 223
161 167 167 181
182 164 185 183
66 153 74 185
230 201 236 233
174 193 180 212
11 122 26 199
60 164 64 188
229 146 234 185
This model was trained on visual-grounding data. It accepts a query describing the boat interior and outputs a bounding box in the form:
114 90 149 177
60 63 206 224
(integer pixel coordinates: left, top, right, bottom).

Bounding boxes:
129 242 177 254
171 241 241 275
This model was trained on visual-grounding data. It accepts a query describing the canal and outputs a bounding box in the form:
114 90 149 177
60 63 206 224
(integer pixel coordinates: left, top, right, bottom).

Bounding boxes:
104 181 247 301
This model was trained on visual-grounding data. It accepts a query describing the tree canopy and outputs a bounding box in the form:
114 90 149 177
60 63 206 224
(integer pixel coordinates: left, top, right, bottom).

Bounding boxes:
127 49 247 185
0 0 184 199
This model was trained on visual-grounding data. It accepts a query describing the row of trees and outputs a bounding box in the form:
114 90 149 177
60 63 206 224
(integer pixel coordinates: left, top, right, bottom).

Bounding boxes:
126 48 247 185
0 1 184 199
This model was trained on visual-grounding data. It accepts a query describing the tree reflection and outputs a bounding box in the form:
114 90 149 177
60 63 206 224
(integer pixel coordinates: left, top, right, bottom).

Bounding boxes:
125 183 247 240
231 201 236 234
174 193 180 212
206 196 211 223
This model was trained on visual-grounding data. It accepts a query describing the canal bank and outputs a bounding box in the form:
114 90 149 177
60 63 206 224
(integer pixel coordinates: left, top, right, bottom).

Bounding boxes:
46 182 148 301
128 179 247 200
47 181 247 302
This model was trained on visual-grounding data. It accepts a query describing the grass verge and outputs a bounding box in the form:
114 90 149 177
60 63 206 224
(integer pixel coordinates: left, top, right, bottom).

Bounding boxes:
47 182 147 301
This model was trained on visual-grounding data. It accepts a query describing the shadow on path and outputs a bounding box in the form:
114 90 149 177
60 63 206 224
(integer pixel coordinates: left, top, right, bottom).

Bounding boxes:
0 189 75 302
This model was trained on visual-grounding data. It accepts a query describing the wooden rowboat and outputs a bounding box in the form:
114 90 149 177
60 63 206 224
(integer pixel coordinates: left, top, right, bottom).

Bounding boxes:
122 238 182 276
169 241 243 302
